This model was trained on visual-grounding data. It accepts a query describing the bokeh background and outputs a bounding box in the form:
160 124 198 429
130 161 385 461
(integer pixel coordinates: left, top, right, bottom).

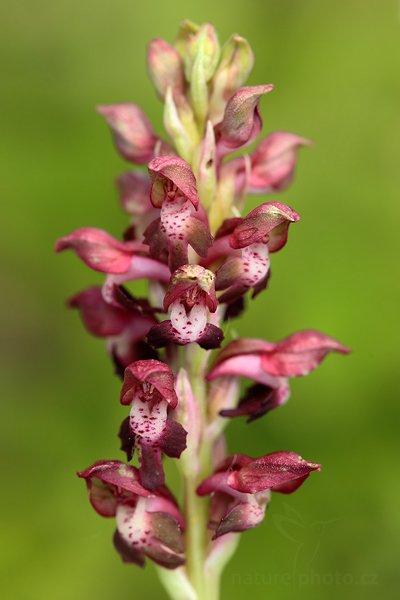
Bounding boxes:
1 1 399 598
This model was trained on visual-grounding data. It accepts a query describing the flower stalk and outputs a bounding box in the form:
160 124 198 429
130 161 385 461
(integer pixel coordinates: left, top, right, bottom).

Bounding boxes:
56 20 349 600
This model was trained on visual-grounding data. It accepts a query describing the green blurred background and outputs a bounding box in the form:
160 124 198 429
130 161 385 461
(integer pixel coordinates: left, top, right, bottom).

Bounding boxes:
1 0 399 598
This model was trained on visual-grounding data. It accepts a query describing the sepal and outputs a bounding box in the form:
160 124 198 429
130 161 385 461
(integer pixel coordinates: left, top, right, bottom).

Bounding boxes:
97 104 157 164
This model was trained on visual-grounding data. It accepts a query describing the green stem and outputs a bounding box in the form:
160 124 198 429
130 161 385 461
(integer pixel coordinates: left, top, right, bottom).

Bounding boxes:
183 344 215 599
184 475 207 598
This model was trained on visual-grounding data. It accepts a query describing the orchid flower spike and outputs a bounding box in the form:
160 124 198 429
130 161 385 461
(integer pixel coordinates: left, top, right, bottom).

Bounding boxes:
58 21 349 597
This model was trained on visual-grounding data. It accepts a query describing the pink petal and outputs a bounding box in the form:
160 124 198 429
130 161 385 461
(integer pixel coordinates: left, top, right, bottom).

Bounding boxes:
97 104 156 164
55 228 143 274
229 202 300 251
116 500 184 569
148 156 199 208
260 330 351 377
116 171 152 217
147 39 185 100
249 131 311 194
102 255 171 304
219 85 273 152
207 355 288 404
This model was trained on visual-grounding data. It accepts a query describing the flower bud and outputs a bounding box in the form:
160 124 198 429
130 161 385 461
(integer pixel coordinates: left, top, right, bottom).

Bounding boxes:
174 19 200 59
184 24 220 83
210 34 254 124
147 38 185 100
97 104 156 164
218 85 273 154
186 24 220 125
164 88 200 162
175 369 202 477
196 120 217 210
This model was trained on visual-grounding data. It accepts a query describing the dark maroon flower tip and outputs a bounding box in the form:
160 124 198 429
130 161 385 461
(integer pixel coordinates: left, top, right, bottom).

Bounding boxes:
147 320 224 350
159 419 188 459
223 297 246 322
97 103 157 164
148 156 199 208
146 321 176 349
219 383 281 423
118 417 136 462
198 324 224 350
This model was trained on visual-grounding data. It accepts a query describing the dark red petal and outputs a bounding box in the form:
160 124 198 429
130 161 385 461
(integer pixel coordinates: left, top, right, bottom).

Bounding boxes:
272 474 311 494
118 417 136 462
251 270 271 298
113 529 145 567
227 451 321 494
196 472 228 496
220 383 282 422
223 297 245 321
139 443 165 491
143 218 170 265
159 419 187 458
77 460 150 499
147 321 176 349
198 324 224 350
69 287 131 337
